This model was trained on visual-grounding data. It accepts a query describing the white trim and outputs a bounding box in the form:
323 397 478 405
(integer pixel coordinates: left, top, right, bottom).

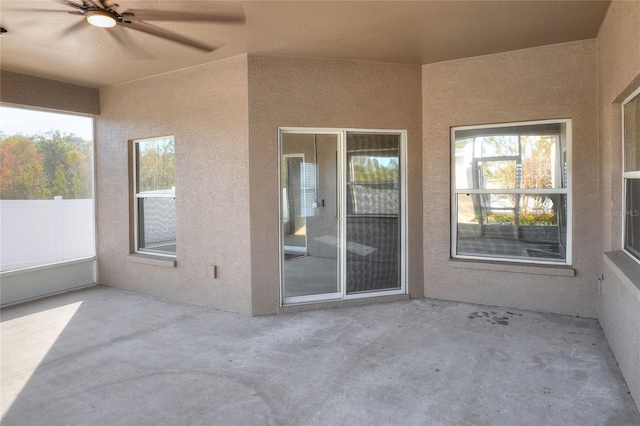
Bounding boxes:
451 125 457 260
622 85 640 106
0 256 96 277
565 122 573 265
282 152 308 252
453 188 569 195
453 118 571 132
450 119 572 265
344 288 405 300
284 293 342 305
453 254 566 266
0 259 96 307
278 127 408 306
278 129 344 306
622 248 640 266
621 86 640 263
131 136 177 258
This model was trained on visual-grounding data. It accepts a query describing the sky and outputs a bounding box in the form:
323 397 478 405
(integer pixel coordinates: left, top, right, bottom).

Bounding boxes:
0 106 93 141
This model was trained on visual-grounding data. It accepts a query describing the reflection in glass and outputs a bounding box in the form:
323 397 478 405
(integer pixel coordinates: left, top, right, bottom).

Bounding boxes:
281 134 339 298
625 180 640 259
624 92 640 172
453 122 568 263
456 193 567 261
455 125 566 191
135 137 176 255
136 138 176 193
346 133 401 293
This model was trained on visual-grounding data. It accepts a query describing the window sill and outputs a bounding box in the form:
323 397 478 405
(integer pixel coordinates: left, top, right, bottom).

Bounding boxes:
127 253 176 268
449 258 575 277
604 251 640 293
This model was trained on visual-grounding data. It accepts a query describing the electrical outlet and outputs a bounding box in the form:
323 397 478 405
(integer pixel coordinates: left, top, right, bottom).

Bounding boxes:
208 265 217 279
597 274 604 295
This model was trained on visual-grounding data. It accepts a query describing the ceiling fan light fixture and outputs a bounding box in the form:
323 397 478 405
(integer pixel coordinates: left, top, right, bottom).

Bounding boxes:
86 11 117 28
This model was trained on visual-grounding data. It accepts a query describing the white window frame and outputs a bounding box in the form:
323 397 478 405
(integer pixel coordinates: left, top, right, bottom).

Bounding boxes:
132 136 176 258
622 86 640 265
450 119 572 265
278 127 408 306
282 153 308 253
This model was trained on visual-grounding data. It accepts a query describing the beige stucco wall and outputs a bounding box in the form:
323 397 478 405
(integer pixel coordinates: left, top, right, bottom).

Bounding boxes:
0 71 99 115
422 40 599 317
598 0 640 254
596 0 640 410
96 55 252 315
247 55 424 315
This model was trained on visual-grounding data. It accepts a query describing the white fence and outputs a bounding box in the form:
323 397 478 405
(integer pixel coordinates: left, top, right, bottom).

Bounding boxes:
1 197 95 272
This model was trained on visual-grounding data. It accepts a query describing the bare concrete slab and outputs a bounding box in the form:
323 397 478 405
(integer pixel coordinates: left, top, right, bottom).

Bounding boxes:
1 286 638 425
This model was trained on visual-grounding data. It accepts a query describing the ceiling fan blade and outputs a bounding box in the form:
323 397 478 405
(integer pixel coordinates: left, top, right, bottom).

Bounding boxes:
87 0 105 9
107 26 154 59
58 19 87 39
5 8 82 13
122 9 245 24
121 21 215 52
56 0 86 10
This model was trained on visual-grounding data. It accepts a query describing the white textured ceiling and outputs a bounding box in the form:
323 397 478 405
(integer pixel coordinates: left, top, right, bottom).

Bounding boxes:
0 1 611 88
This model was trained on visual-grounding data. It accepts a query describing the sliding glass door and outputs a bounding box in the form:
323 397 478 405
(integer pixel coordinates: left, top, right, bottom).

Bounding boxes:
281 132 341 302
345 132 401 294
280 129 406 305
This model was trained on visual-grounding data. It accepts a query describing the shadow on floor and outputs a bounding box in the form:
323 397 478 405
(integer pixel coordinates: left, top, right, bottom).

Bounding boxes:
1 286 639 425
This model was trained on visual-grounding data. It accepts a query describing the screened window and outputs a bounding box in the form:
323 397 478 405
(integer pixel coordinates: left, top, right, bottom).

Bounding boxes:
133 137 176 256
452 120 570 263
623 88 640 262
0 106 95 271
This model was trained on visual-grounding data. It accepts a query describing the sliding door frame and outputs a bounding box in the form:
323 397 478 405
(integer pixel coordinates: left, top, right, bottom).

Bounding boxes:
278 127 408 306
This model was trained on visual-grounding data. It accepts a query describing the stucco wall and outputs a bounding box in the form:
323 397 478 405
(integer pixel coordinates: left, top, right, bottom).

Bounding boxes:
247 55 424 315
96 55 252 315
596 0 640 411
422 40 599 317
0 71 99 115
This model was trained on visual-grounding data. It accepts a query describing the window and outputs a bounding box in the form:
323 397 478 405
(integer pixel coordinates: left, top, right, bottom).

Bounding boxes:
347 136 400 216
451 120 570 264
0 106 95 271
133 137 176 256
623 88 640 262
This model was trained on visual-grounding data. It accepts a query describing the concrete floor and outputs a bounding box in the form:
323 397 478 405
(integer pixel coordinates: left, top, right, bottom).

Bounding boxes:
1 287 639 426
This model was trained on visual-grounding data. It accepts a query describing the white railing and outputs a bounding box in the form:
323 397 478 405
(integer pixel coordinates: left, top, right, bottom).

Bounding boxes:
0 197 95 272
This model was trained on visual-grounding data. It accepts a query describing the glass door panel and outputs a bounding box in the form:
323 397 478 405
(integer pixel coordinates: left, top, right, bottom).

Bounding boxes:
281 133 340 299
345 132 401 293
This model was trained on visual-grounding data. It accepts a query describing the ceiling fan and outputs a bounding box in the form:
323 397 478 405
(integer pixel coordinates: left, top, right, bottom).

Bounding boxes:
26 0 245 52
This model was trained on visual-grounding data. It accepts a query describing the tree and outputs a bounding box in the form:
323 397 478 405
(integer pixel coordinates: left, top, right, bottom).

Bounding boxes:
0 136 49 199
138 140 175 191
66 149 91 198
0 131 93 199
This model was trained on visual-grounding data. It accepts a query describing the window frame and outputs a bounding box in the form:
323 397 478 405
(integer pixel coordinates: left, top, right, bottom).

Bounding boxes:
450 119 572 265
131 136 176 258
622 86 640 265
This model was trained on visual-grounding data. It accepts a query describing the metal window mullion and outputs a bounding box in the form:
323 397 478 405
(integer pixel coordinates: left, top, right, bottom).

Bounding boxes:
453 188 568 195
136 193 176 198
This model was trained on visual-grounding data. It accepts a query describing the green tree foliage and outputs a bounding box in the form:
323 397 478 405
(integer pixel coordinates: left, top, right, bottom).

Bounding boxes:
350 156 398 183
137 139 175 192
0 136 49 199
0 132 92 200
